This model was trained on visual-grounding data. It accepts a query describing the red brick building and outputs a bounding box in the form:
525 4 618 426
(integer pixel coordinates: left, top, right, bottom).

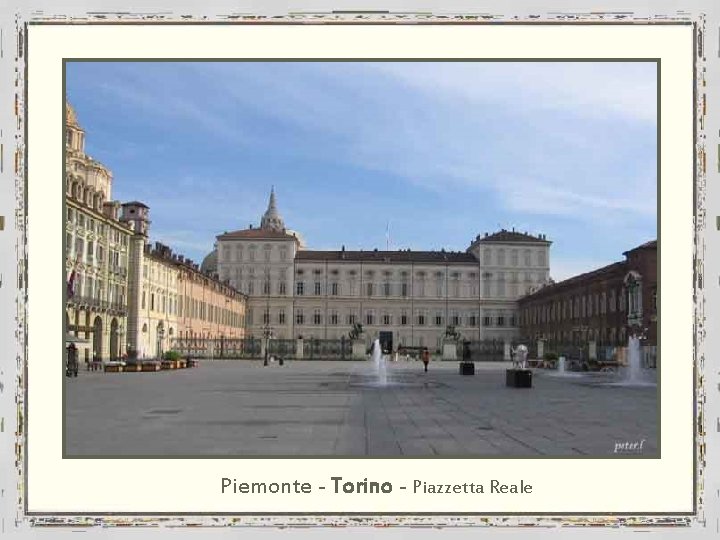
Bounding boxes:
517 241 657 349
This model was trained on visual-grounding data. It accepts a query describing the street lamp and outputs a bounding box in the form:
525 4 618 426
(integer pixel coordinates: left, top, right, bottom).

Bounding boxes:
263 326 273 366
158 325 166 359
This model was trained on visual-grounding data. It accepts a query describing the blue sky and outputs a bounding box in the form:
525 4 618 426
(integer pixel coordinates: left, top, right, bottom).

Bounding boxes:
66 61 656 281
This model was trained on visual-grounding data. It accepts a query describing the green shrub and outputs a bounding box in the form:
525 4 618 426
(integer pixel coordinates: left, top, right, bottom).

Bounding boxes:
163 350 181 361
543 352 559 361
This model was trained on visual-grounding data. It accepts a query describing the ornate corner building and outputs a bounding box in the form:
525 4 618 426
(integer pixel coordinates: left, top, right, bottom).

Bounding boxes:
65 102 132 363
65 102 247 362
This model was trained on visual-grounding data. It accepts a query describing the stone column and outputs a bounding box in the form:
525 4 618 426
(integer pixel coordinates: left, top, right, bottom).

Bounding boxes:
588 340 597 361
503 341 511 361
442 339 458 361
352 339 366 360
537 340 544 360
296 338 304 359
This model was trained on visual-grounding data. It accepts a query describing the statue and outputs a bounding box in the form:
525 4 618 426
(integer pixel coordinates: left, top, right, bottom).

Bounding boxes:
444 325 460 341
349 322 364 341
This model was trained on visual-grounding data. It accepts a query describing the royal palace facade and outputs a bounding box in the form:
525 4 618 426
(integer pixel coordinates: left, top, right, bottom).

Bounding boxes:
205 190 552 352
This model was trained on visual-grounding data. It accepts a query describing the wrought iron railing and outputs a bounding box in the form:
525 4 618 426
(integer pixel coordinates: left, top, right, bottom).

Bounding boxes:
66 294 127 314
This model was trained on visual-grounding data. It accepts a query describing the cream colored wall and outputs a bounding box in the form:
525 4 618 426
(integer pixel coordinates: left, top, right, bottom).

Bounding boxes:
137 256 179 358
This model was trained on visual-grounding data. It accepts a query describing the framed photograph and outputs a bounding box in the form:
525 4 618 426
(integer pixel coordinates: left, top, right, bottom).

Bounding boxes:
0 1 714 535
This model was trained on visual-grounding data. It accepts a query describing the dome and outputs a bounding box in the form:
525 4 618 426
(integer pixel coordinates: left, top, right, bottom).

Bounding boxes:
200 248 218 275
66 101 80 128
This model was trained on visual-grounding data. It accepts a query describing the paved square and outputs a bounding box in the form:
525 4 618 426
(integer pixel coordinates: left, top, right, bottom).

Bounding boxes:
65 360 658 457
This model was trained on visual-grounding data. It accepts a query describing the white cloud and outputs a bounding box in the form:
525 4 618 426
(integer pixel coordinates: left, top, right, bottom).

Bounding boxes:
369 62 657 124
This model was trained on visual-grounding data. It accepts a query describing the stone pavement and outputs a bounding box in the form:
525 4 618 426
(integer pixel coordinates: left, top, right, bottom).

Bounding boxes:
65 359 658 457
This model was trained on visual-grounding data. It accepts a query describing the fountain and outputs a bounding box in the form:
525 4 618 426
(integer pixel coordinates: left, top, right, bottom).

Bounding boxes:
558 356 566 375
371 339 387 387
607 335 655 387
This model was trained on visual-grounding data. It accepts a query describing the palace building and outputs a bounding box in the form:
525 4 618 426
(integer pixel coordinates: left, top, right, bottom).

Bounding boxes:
65 102 132 363
517 240 657 358
66 100 247 362
121 202 246 359
204 189 553 352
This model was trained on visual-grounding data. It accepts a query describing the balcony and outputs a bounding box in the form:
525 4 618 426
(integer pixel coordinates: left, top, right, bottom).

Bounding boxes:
67 294 127 315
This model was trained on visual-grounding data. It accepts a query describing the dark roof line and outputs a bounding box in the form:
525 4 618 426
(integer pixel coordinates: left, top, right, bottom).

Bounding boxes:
296 250 477 263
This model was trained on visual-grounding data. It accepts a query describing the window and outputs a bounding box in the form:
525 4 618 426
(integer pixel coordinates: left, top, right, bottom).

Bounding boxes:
497 274 505 297
263 280 270 295
365 311 374 325
247 282 254 295
416 312 426 326
468 314 477 327
524 249 531 266
400 312 408 325
538 251 546 266
484 249 491 265
264 244 271 261
313 309 322 325
278 282 287 295
150 293 155 311
497 249 506 266
314 281 322 295
451 313 460 326
384 282 391 297
331 282 339 296
278 310 286 325
401 282 408 297
296 282 305 296
434 313 443 326
330 311 338 325
280 248 287 261
263 310 270 325
366 282 373 297
295 309 304 325
483 316 492 327
382 313 391 325
346 312 357 325
511 250 518 266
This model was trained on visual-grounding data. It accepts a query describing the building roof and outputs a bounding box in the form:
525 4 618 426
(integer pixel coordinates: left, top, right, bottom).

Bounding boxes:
623 240 657 255
473 229 551 244
296 250 478 264
519 261 627 302
217 228 299 240
122 201 150 209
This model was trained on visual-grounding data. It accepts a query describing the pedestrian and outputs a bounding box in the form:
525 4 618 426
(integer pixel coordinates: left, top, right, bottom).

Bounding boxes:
422 348 430 372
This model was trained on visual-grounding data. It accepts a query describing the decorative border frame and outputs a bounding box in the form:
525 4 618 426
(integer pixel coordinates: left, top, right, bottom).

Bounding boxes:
0 5 711 534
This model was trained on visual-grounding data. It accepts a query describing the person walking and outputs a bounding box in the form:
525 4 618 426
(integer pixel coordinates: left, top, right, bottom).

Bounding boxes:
421 348 430 372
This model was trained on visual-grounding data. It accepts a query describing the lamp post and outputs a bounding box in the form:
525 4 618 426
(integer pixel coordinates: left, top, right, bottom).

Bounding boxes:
158 325 166 359
263 326 272 366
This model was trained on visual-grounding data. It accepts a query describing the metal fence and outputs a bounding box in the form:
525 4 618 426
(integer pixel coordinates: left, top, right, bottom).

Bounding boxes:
463 340 515 362
302 338 352 360
268 339 297 359
170 337 261 359
170 337 353 360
